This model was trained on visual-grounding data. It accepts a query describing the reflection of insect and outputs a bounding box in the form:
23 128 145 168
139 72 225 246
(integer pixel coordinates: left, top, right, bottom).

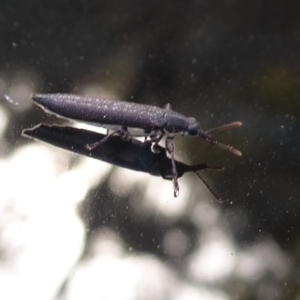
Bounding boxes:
32 94 242 197
22 124 225 202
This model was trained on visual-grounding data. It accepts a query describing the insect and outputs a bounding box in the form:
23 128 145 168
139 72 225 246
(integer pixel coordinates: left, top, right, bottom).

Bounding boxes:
32 93 242 197
22 124 225 202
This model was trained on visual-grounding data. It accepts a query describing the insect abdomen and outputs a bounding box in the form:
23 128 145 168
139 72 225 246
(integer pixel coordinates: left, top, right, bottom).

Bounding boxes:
32 94 166 130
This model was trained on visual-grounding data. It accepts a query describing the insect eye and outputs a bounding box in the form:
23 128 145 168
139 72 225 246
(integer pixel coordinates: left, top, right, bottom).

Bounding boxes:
187 118 199 135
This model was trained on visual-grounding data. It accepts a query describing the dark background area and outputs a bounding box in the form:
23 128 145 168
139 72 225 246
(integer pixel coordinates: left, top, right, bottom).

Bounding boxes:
0 0 299 299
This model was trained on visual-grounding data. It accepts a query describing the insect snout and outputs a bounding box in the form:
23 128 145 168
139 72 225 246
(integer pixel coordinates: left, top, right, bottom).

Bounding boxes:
186 117 199 136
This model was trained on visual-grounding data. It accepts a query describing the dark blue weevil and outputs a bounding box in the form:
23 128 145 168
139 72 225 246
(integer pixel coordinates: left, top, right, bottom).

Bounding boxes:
22 124 225 202
31 94 242 197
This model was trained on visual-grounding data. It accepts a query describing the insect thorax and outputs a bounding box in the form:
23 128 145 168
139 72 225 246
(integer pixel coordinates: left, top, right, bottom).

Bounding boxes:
163 111 198 135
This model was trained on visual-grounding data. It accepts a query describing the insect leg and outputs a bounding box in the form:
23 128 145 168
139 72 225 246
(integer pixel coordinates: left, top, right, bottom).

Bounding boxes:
165 136 179 197
195 172 223 203
129 133 164 151
150 133 164 153
85 127 128 150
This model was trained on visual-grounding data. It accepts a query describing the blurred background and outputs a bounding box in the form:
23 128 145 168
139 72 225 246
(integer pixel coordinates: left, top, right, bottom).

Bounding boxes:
0 0 299 299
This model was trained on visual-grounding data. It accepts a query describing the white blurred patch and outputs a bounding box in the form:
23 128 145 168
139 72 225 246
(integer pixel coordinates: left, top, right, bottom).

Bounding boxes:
87 228 125 258
72 122 108 135
188 229 236 283
143 176 189 218
0 106 8 137
65 230 177 300
65 228 233 300
0 140 113 300
109 167 149 197
174 283 229 300
108 164 191 219
235 239 291 282
5 73 37 111
73 155 113 188
190 201 221 229
163 229 190 258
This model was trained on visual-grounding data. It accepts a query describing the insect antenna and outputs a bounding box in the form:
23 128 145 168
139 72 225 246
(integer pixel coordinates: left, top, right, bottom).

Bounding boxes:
198 121 242 156
206 121 242 134
198 132 242 156
211 140 242 156
195 171 223 203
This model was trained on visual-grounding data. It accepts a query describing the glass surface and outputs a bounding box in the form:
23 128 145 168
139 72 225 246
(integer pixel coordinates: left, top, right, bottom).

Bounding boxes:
0 1 299 299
